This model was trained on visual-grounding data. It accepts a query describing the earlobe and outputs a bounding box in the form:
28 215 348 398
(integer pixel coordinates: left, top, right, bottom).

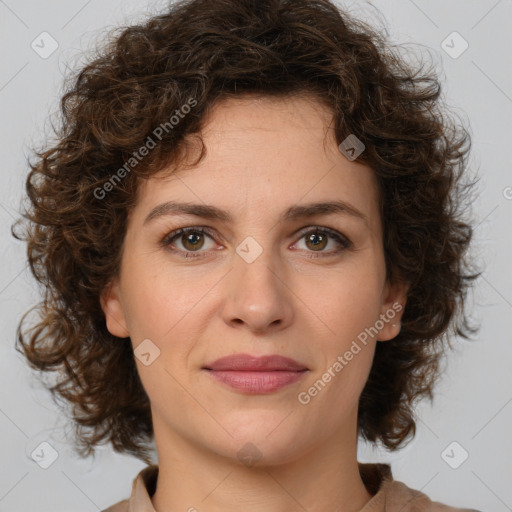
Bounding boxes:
376 278 409 342
100 278 130 338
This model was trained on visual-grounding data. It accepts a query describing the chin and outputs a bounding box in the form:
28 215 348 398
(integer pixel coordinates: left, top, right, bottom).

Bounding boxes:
209 416 313 468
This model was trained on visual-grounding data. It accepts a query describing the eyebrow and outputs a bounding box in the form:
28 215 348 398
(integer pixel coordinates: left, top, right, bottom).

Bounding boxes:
143 200 369 226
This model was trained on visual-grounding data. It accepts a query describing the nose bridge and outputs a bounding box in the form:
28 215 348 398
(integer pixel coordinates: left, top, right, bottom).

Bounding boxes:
234 232 283 299
221 231 294 332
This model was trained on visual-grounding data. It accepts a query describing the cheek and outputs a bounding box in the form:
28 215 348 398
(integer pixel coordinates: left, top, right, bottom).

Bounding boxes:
313 268 384 334
306 270 383 397
120 257 207 339
304 327 376 419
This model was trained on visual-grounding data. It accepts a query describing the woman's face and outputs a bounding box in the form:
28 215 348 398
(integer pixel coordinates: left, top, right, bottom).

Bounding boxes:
101 94 407 465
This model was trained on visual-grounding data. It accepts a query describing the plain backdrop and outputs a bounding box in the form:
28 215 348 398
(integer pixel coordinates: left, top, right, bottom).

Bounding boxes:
1 0 511 511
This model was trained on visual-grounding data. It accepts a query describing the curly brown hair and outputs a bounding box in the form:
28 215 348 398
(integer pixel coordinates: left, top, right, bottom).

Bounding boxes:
12 0 480 466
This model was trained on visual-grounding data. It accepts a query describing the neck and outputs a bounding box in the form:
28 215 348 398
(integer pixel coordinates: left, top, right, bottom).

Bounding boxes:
150 418 373 512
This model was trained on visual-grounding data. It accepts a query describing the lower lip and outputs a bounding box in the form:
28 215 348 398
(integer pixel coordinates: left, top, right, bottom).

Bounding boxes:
205 370 307 394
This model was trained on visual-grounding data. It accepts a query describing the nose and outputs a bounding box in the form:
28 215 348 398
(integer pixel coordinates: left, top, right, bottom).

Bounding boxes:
220 246 294 335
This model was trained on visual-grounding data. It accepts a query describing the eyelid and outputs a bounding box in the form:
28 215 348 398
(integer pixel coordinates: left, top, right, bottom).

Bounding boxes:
160 224 352 255
293 225 351 248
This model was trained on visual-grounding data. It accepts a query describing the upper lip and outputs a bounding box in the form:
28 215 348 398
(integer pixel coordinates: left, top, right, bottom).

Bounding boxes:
203 354 308 372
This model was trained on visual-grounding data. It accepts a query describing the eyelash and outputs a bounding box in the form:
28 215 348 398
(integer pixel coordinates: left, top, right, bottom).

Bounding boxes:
160 226 352 259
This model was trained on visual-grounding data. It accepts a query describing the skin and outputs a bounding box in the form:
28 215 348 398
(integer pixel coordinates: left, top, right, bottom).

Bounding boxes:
101 94 409 512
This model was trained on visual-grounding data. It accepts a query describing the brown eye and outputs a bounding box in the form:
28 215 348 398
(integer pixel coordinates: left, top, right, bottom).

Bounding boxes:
294 227 351 256
304 231 328 251
162 227 216 254
161 225 351 259
181 231 206 251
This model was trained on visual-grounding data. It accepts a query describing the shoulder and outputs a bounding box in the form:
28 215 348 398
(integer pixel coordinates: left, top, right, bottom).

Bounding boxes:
379 479 481 512
101 498 129 512
359 462 480 512
100 464 158 512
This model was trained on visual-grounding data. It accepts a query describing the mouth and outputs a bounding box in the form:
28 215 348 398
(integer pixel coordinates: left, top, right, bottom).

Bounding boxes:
202 354 309 394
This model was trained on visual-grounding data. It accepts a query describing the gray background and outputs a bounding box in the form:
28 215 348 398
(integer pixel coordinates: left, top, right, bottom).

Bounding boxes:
1 0 511 510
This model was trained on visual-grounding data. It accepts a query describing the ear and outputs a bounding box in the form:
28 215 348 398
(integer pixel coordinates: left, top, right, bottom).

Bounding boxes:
100 278 130 338
376 278 409 342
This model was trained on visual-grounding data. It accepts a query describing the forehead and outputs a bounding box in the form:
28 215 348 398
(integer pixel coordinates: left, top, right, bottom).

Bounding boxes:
133 95 381 232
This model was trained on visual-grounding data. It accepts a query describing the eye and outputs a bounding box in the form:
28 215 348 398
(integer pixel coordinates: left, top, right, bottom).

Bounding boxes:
292 226 352 256
160 226 352 258
161 227 217 256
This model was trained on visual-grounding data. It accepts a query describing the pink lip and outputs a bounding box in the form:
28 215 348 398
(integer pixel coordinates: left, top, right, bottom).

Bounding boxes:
203 354 309 394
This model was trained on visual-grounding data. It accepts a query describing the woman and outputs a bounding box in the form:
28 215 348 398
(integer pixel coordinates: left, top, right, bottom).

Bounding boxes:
13 0 481 510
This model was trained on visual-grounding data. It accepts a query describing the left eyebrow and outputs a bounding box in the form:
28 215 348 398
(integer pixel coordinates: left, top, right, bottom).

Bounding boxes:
143 200 369 226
